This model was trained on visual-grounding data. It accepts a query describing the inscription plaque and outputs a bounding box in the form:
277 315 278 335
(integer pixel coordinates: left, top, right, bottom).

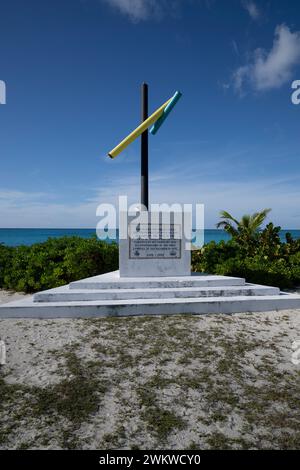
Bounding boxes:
129 224 181 259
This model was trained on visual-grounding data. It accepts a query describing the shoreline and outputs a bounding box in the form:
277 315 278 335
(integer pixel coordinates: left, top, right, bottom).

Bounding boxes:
1 228 299 248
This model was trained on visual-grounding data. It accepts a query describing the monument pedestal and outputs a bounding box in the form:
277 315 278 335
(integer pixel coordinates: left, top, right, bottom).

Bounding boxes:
119 211 191 277
2 269 300 317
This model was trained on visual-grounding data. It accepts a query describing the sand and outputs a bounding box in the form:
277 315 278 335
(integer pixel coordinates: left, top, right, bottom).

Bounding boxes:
0 289 300 450
0 289 30 305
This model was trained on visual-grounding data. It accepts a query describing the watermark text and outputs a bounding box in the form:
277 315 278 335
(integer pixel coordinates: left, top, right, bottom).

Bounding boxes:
0 80 6 104
291 80 300 105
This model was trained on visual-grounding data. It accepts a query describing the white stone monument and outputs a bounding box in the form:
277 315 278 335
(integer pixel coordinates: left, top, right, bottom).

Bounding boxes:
119 211 191 277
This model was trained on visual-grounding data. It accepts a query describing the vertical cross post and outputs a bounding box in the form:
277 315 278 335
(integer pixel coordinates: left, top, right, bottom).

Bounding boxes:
141 82 149 210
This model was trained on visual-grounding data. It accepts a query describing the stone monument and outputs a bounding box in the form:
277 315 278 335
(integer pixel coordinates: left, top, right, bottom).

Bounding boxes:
119 210 191 277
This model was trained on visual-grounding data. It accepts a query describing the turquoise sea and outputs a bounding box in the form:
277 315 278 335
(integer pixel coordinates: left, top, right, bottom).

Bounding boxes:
0 228 299 247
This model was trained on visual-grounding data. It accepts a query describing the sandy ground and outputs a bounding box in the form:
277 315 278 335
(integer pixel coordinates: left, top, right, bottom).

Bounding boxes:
0 289 300 450
0 289 30 305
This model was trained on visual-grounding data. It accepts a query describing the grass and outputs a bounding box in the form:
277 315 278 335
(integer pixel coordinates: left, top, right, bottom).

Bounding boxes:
0 347 108 449
137 376 186 440
0 311 300 449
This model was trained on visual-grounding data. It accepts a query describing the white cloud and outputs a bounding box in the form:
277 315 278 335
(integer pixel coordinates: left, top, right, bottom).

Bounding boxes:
1 169 300 228
0 190 48 205
102 0 163 22
233 24 300 93
242 0 261 21
231 39 240 57
101 0 188 22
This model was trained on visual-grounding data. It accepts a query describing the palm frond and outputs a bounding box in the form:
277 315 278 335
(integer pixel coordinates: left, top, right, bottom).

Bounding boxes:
219 210 239 226
216 208 272 240
216 220 238 237
251 208 271 230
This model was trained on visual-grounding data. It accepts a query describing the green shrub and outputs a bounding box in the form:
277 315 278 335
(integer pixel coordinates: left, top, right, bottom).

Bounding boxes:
192 240 240 273
0 244 13 287
1 227 299 293
0 236 118 293
192 226 300 290
63 237 118 281
214 257 295 289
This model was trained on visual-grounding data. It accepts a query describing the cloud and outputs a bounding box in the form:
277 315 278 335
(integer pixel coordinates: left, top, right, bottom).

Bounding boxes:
242 0 261 21
102 0 163 22
0 190 49 206
231 39 240 57
233 24 300 93
1 165 300 228
102 0 189 22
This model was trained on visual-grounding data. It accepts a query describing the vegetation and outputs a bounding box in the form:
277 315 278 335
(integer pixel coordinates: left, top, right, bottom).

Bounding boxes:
1 314 300 449
192 209 300 289
0 236 118 293
217 208 271 235
0 209 299 292
216 208 271 248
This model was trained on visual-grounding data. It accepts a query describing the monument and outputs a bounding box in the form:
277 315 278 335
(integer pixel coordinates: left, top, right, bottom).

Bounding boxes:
108 83 190 278
1 84 300 317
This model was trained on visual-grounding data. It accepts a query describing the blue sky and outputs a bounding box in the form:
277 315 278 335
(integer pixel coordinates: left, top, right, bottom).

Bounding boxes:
0 0 300 228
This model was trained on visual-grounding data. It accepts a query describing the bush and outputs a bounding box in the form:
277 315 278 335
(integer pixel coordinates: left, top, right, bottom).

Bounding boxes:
0 236 118 293
0 244 13 287
214 257 295 289
1 226 299 293
192 225 300 290
192 240 240 274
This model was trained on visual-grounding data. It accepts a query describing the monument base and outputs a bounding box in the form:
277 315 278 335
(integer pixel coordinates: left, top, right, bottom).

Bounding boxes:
1 270 300 318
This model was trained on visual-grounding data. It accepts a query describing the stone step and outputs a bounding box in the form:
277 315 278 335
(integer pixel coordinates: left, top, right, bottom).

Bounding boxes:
33 284 280 302
69 271 246 290
1 293 300 318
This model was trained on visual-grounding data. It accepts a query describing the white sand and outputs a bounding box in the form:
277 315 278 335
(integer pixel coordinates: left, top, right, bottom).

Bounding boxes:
0 289 30 305
0 289 300 450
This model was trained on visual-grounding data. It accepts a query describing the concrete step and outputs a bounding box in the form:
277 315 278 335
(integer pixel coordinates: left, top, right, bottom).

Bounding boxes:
33 284 280 302
69 271 246 290
1 292 300 318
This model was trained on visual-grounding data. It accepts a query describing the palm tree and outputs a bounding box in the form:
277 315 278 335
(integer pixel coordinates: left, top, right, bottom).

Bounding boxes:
216 208 271 240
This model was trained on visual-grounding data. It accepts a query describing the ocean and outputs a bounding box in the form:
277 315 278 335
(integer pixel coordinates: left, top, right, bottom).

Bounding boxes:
0 228 299 247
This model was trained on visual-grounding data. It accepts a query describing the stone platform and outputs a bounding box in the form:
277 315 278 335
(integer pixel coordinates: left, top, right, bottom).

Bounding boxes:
1 271 300 318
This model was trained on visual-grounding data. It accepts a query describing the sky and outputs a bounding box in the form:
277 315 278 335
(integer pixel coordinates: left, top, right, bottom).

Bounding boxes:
0 0 300 228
